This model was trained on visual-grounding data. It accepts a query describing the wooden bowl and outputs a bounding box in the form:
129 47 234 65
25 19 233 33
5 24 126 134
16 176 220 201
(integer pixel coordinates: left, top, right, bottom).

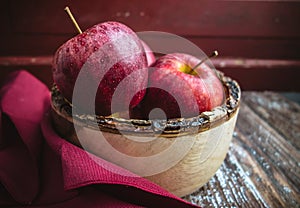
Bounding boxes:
50 73 241 197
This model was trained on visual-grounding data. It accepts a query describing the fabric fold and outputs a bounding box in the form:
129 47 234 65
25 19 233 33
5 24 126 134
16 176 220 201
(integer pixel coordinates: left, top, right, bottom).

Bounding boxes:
0 70 199 207
0 70 49 204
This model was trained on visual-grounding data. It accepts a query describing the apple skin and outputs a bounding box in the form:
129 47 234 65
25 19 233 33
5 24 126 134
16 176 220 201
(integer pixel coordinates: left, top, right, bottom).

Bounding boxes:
130 53 225 119
52 21 148 116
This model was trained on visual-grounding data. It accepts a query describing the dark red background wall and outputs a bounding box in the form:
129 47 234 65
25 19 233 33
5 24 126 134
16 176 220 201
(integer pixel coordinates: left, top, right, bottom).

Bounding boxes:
1 0 300 91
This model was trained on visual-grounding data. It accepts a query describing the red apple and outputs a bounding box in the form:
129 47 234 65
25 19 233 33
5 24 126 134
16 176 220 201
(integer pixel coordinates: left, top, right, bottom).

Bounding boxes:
52 21 148 116
130 53 225 119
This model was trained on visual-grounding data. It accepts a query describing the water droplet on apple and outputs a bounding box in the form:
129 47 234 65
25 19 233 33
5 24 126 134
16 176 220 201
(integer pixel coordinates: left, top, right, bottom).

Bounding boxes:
113 27 120 32
100 25 107 30
93 46 98 52
80 40 86 46
90 28 97 34
99 29 106 34
68 63 74 68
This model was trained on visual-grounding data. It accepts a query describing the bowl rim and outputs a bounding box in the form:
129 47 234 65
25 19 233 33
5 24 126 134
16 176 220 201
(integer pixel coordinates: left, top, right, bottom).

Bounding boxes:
51 72 241 137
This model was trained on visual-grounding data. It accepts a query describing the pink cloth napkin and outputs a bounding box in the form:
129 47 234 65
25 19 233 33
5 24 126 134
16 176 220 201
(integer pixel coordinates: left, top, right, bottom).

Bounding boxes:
0 70 199 208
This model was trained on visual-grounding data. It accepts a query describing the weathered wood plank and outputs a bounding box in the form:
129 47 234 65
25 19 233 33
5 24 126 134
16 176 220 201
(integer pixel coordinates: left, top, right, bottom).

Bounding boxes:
183 147 269 207
10 0 300 38
1 57 300 91
242 91 300 150
234 103 300 207
183 93 300 207
2 0 300 59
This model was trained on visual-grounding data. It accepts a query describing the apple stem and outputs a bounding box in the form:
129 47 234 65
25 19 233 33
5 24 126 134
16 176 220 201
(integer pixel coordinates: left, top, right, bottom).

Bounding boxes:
192 50 218 71
64 6 83 34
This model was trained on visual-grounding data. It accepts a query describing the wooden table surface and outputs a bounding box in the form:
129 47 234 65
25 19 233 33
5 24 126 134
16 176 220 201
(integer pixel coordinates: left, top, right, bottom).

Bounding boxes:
183 91 300 208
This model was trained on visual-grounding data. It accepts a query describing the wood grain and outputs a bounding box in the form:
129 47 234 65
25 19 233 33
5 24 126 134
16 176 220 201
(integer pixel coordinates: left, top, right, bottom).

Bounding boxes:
1 56 300 91
183 92 300 207
10 0 300 37
241 92 300 150
1 0 300 59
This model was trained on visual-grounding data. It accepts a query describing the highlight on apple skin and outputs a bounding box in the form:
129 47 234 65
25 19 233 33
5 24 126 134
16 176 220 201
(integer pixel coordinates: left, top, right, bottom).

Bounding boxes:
130 53 225 120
